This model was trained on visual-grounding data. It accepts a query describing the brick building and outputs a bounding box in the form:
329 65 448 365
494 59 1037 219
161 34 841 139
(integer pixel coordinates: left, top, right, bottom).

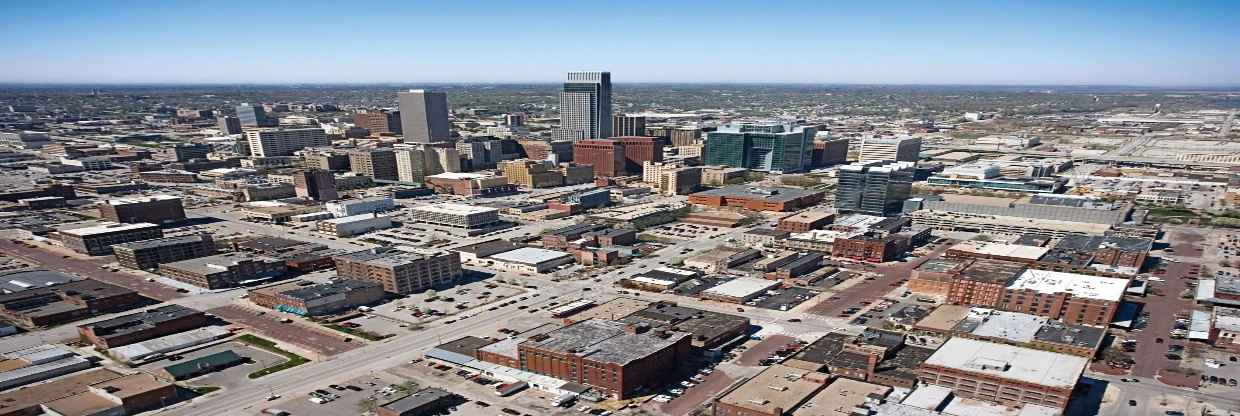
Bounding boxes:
55 222 164 256
999 269 1128 326
917 337 1087 411
687 185 825 213
517 319 690 399
158 253 286 289
333 248 462 294
77 304 208 349
572 140 626 177
0 278 143 328
945 260 1028 307
613 136 664 175
249 279 385 316
777 211 835 233
99 195 186 225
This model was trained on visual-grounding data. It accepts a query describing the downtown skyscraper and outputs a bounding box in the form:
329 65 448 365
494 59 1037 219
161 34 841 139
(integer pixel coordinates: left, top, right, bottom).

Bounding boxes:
398 90 451 143
559 71 612 140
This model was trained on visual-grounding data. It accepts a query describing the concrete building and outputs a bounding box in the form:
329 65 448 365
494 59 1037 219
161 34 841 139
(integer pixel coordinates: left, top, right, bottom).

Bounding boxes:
249 279 385 316
858 136 921 163
499 159 566 188
398 90 451 143
407 204 501 233
701 166 749 186
245 128 329 157
425 172 516 197
700 277 779 304
55 222 164 256
704 122 815 173
835 161 915 216
517 319 689 399
643 161 701 196
908 195 1136 238
0 131 52 149
158 253 286 289
326 197 395 218
235 103 274 127
317 213 393 237
487 247 573 274
112 234 216 271
99 195 185 225
917 337 1087 411
559 71 612 140
377 388 460 416
77 304 208 349
333 248 462 294
455 138 503 170
689 185 825 212
349 148 399 181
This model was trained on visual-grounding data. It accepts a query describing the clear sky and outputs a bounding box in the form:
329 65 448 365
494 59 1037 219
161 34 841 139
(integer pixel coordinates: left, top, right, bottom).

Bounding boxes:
2 0 1237 86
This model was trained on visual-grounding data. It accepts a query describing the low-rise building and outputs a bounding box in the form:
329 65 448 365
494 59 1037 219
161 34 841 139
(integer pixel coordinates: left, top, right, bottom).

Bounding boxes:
407 204 503 236
41 372 177 416
684 247 762 273
98 195 186 225
517 319 691 399
778 211 835 233
917 337 1087 411
77 305 209 349
158 253 286 289
250 279 385 316
714 364 829 416
317 213 393 237
326 197 395 218
488 247 574 274
0 278 143 328
377 387 461 416
688 186 825 212
699 277 780 304
619 301 749 350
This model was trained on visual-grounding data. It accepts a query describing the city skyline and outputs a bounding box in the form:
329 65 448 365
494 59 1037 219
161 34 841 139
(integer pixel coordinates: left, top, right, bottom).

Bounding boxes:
2 0 1237 86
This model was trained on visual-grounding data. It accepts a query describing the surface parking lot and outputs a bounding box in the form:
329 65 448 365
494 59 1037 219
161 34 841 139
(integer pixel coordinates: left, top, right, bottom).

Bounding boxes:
643 222 731 241
137 340 285 392
208 304 360 356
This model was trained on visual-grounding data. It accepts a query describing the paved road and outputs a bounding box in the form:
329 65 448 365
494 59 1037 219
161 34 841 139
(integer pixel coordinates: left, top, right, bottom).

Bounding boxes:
807 239 955 317
0 239 184 301
1126 229 1205 378
1088 373 1240 416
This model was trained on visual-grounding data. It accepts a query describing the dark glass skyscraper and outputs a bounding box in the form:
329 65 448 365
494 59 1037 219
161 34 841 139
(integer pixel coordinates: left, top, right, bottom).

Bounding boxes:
235 103 274 127
559 71 612 140
835 161 915 216
704 122 815 173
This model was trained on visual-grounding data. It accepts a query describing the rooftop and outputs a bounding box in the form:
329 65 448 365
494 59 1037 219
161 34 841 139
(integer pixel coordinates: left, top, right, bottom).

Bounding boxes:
923 337 1088 389
957 309 1047 343
566 297 650 322
691 185 821 203
716 364 827 414
79 304 202 338
522 319 688 366
916 258 969 274
959 260 1029 284
701 277 779 299
1007 269 1129 301
105 195 180 206
58 222 160 236
281 279 382 302
948 241 1050 261
433 336 496 358
792 378 890 416
1053 234 1153 252
489 247 572 265
380 388 455 414
427 172 489 180
619 302 749 345
111 234 211 251
0 269 75 293
161 253 276 275
0 368 123 415
412 203 498 216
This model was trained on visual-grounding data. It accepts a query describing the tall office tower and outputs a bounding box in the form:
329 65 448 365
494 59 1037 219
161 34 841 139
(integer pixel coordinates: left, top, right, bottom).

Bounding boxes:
236 103 275 127
811 138 850 167
703 122 816 173
217 116 242 135
858 136 922 163
348 148 399 181
172 144 212 162
835 161 915 216
559 71 612 140
293 169 338 201
614 136 664 175
503 113 526 127
572 140 625 178
353 110 402 135
398 90 450 143
612 115 647 137
455 138 502 170
245 128 330 157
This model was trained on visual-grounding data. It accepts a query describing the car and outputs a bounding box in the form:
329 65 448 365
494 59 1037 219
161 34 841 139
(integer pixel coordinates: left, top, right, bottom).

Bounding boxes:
787 318 802 322
1129 400 1137 406
346 385 363 391
680 381 695 388
329 384 345 391
669 388 685 395
266 395 281 401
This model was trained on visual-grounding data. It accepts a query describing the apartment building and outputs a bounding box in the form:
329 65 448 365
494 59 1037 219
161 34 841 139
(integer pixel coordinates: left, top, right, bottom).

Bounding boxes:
333 248 462 294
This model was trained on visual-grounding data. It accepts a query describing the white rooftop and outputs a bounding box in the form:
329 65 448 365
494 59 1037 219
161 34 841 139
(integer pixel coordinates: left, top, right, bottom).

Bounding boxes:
322 212 384 224
413 203 498 216
702 277 779 298
950 241 1050 260
923 338 1087 389
59 222 159 236
489 247 571 265
107 195 180 205
426 172 489 180
968 309 1047 343
1007 269 1129 301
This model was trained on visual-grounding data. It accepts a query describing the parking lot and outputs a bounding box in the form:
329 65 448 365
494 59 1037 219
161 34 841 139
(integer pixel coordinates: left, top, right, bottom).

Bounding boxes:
268 370 416 416
208 304 361 357
137 340 285 392
642 222 732 241
344 278 528 337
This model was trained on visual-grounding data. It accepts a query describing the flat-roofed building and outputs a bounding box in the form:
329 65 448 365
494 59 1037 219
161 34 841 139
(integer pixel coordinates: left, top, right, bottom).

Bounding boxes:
333 248 461 294
619 301 749 350
245 127 329 157
791 378 891 416
77 304 208 349
908 258 971 297
55 222 164 256
779 211 836 233
0 368 124 416
158 253 286 289
488 247 573 274
945 241 1050 264
112 234 216 271
714 364 829 416
99 195 186 225
689 185 825 212
858 136 921 163
910 196 1132 238
915 307 1105 357
377 387 460 416
1001 269 1128 326
251 279 385 316
946 260 1029 307
700 277 779 304
917 337 1087 411
41 372 176 416
317 213 393 237
517 319 691 399
407 204 501 234
0 278 143 328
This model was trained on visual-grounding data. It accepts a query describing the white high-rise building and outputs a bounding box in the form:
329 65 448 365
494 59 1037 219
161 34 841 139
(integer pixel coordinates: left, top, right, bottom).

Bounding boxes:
559 71 612 140
395 146 461 183
858 136 922 163
245 128 329 157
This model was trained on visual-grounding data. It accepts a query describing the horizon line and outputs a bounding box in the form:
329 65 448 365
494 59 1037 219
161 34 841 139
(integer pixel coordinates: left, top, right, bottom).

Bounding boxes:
2 81 1239 90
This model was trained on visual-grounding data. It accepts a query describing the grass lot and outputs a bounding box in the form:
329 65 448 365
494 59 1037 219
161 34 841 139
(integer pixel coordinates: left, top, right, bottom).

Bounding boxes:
323 324 390 341
237 334 310 379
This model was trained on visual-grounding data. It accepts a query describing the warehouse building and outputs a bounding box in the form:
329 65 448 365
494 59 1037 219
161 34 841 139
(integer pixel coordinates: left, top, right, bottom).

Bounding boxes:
317 213 393 237
699 277 779 304
488 247 574 274
688 185 825 212
78 305 208 349
0 278 143 328
250 279 385 316
517 319 691 399
713 364 829 416
98 195 186 225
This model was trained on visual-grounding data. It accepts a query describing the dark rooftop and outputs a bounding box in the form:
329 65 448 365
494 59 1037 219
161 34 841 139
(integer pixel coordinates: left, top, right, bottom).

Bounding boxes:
547 223 609 238
434 336 495 357
959 259 1027 284
1013 233 1053 247
1033 320 1106 348
280 279 382 302
112 234 212 252
915 258 969 274
744 229 791 237
794 332 850 365
690 185 822 203
619 302 749 347
235 236 324 254
1053 235 1153 253
453 239 521 256
522 319 689 366
380 388 456 414
80 304 202 337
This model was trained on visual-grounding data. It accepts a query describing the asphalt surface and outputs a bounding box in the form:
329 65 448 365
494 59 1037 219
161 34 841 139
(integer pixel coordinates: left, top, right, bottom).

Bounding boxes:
0 239 185 301
807 240 954 317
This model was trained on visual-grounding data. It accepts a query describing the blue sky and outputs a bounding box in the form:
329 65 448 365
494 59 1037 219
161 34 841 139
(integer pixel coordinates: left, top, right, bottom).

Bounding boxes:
2 0 1236 86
